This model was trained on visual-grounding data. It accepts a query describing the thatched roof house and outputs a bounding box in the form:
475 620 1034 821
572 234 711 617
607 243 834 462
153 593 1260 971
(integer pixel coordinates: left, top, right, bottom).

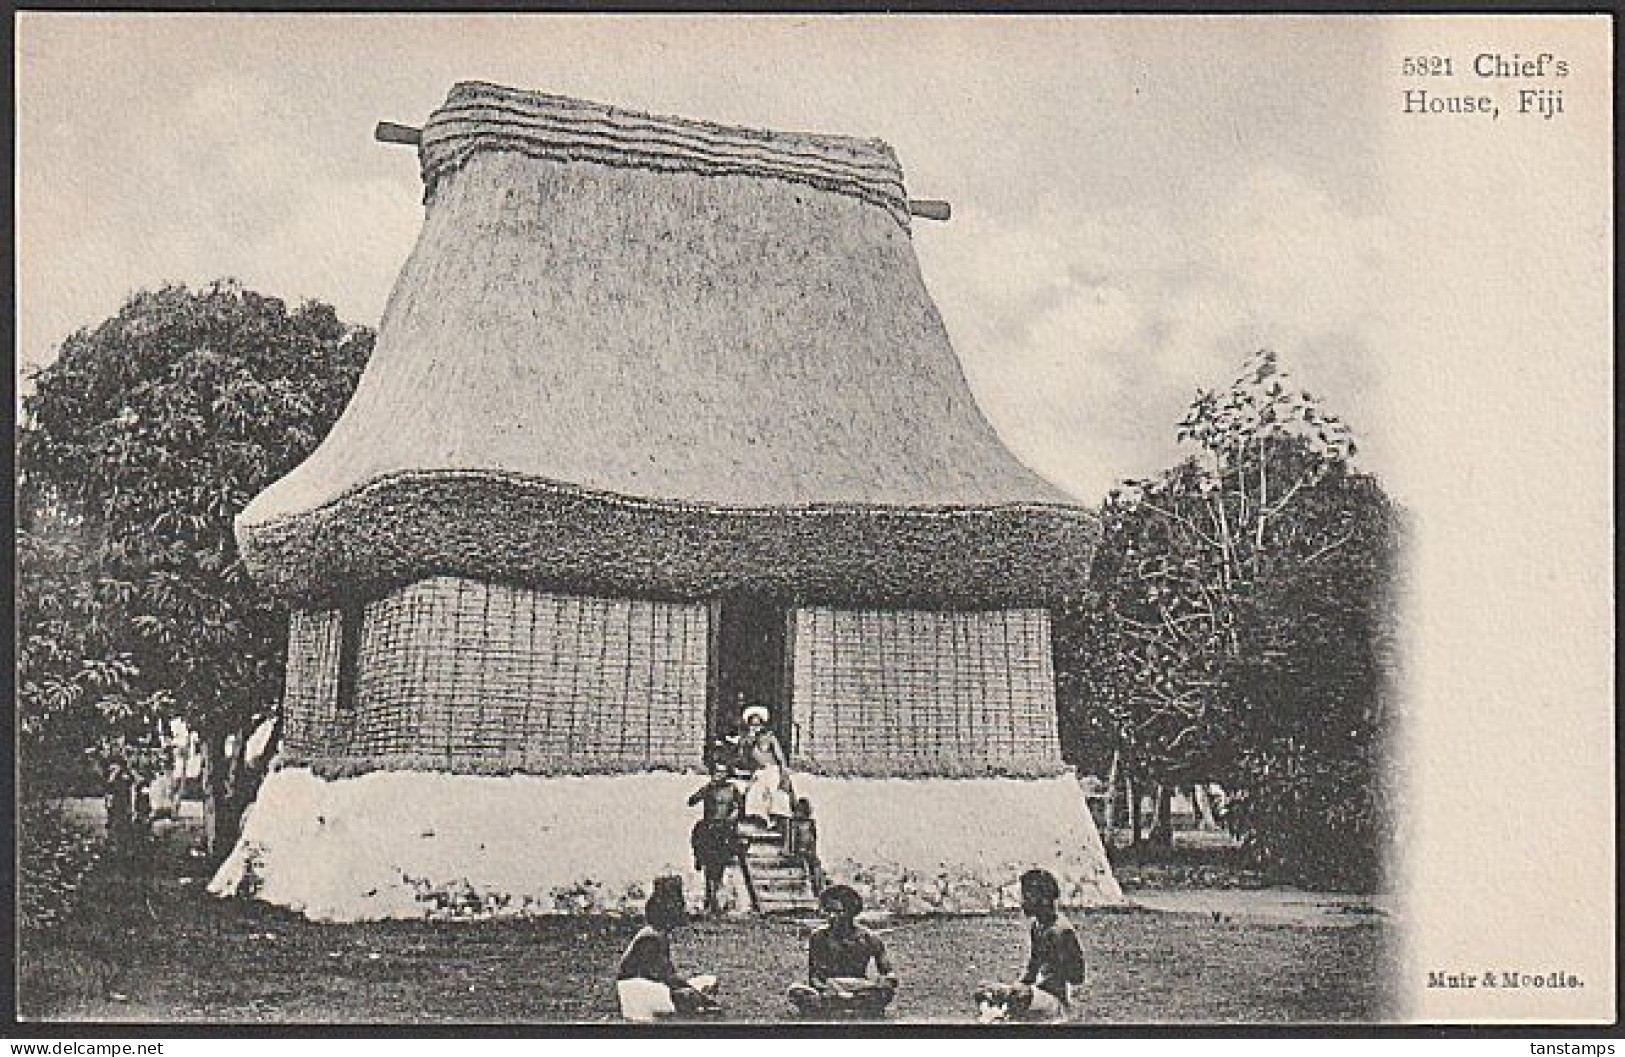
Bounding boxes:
215 83 1119 921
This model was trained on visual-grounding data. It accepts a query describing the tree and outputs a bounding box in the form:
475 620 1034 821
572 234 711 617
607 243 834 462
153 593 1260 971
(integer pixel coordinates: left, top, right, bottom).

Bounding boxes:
18 281 372 856
1221 467 1400 887
1066 350 1400 885
17 499 172 841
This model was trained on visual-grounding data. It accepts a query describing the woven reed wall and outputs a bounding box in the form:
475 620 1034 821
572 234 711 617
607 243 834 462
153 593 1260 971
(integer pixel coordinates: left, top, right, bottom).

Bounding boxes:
282 608 344 757
791 607 1064 778
281 577 709 775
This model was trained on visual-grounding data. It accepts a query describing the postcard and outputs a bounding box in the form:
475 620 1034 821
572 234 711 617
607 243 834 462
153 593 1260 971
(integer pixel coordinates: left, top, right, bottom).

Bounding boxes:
12 14 1614 1028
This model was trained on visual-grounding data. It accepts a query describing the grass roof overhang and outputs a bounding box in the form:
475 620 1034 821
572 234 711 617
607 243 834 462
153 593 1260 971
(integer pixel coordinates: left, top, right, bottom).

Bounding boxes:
239 470 1098 609
239 83 1099 606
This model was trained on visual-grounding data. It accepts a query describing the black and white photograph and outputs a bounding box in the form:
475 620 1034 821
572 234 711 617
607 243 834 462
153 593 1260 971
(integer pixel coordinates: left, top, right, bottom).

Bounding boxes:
11 14 1614 1030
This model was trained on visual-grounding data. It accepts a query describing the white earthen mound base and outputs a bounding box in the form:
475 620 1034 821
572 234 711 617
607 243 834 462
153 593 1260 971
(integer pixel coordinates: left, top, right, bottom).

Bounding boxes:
798 774 1123 914
210 768 1120 922
208 768 748 922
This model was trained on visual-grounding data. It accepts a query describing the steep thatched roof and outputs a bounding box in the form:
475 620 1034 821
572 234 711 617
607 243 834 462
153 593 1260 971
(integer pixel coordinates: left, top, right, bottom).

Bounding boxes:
239 82 1096 606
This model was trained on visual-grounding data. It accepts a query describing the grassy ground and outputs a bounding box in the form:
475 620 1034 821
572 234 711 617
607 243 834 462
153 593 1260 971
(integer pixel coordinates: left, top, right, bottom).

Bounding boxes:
18 814 1394 1025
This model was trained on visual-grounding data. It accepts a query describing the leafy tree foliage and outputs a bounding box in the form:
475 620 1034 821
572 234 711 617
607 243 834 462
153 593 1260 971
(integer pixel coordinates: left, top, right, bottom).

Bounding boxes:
18 281 372 854
17 798 106 932
1062 351 1401 888
17 503 166 794
1221 464 1400 889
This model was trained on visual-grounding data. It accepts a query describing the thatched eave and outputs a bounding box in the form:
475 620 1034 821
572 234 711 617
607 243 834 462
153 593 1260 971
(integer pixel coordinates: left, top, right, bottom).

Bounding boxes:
240 469 1098 609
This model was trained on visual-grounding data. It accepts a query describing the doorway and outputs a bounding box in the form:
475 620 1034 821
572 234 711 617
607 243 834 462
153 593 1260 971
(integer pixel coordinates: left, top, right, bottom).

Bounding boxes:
708 595 791 764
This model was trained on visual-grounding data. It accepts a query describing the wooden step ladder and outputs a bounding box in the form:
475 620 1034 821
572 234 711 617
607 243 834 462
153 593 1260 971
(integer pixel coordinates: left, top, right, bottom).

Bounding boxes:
736 820 820 915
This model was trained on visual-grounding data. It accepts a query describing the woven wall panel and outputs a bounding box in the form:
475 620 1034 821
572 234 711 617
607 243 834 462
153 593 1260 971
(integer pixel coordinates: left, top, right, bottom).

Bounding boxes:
791 607 1063 778
282 609 345 758
282 577 709 775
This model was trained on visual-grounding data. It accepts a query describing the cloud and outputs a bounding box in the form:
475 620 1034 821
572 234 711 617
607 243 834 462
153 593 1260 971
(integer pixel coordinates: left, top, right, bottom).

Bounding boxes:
917 163 1394 504
16 16 1397 499
244 177 421 326
15 58 424 385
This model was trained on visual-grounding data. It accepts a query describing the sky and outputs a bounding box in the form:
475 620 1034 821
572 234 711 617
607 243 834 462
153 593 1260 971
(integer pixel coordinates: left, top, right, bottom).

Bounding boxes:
17 14 1393 504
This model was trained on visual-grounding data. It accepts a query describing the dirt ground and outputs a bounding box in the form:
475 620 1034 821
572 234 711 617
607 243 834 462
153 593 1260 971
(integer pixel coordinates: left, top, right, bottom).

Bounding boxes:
19 808 1395 1025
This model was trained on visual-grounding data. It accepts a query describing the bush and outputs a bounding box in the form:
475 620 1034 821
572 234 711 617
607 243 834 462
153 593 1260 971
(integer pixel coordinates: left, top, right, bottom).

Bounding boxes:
1222 745 1392 892
17 798 107 931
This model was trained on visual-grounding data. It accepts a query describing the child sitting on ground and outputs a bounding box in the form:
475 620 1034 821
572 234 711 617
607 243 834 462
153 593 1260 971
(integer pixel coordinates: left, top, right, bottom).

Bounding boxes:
786 884 898 1018
615 876 721 1021
974 868 1086 1022
784 797 824 895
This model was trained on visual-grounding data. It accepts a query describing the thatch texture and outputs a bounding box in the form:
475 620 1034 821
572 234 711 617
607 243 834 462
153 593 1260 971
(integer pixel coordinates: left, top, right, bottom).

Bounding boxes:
244 470 1094 609
419 81 911 226
238 82 1094 606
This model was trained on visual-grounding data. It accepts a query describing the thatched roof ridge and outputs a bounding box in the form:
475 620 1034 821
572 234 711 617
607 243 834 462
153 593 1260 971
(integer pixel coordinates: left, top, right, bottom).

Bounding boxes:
419 81 911 226
239 84 1095 603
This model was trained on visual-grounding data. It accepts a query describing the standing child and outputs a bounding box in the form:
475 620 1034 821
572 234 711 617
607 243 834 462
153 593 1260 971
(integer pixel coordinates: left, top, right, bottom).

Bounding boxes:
784 797 824 894
786 884 898 1018
687 761 743 915
974 868 1086 1022
615 876 721 1021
